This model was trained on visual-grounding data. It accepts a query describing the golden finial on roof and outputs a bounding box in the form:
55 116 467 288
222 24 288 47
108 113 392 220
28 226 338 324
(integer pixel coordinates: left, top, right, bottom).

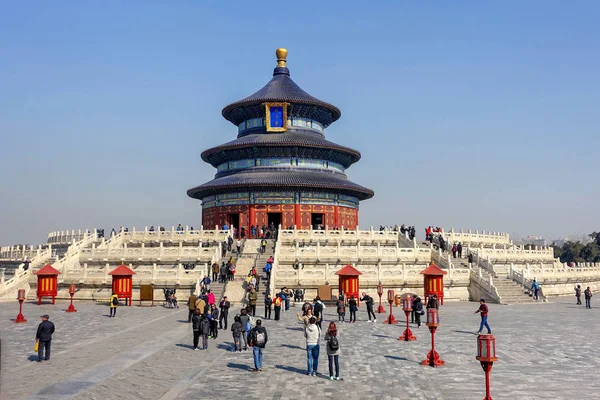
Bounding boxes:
276 48 288 67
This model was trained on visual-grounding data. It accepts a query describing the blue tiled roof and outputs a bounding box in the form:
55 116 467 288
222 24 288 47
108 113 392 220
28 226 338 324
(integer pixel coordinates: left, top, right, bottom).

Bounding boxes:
187 170 374 201
221 66 341 127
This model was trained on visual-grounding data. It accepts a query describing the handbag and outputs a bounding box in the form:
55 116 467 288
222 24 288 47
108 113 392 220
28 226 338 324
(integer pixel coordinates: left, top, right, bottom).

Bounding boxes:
34 340 39 352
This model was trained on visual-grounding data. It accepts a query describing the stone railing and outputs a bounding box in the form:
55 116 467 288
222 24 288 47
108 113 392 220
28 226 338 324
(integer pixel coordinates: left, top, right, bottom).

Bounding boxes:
278 228 403 244
47 229 98 244
109 228 230 245
0 245 46 261
277 243 432 264
470 267 502 303
444 229 511 246
0 246 56 298
79 244 221 264
474 246 555 262
510 264 600 284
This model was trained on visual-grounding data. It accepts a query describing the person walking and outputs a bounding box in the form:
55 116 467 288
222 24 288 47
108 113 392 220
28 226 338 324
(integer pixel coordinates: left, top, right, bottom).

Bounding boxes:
273 294 282 321
249 319 268 372
191 309 202 350
531 279 540 300
585 287 593 309
475 298 491 335
261 238 267 253
264 293 272 319
457 242 463 258
231 316 243 352
187 291 198 323
248 288 258 316
451 243 457 258
575 285 582 305
35 314 55 362
109 292 119 318
348 296 358 323
264 261 272 281
412 295 423 328
360 292 376 322
198 315 210 350
211 262 219 282
324 322 341 380
336 298 345 323
236 239 242 255
239 309 250 351
219 296 230 329
304 316 321 376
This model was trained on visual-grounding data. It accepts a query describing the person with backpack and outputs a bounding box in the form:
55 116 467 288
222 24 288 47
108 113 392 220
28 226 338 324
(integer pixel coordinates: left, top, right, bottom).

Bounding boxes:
531 279 540 300
336 298 345 323
360 292 376 323
239 309 250 351
264 293 272 319
264 261 272 281
249 319 268 372
191 309 202 350
109 292 119 317
273 293 282 321
304 316 321 376
412 295 423 328
199 315 210 350
195 295 207 317
324 322 341 380
219 296 230 329
348 296 358 323
585 287 593 309
231 316 243 352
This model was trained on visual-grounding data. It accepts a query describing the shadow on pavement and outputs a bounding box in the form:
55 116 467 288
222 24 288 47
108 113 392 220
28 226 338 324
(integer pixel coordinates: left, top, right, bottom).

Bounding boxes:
372 334 393 339
285 327 304 331
453 330 477 335
384 355 407 361
280 344 304 350
227 362 252 371
274 364 307 375
175 343 195 350
27 355 39 362
218 343 234 350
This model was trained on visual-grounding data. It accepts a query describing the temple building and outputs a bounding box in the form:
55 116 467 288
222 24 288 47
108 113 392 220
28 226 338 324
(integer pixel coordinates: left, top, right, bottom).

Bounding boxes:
187 48 374 231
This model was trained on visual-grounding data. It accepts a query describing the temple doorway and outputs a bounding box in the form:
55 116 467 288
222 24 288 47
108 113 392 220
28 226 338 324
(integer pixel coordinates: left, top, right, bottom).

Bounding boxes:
311 213 324 229
228 213 240 236
267 213 282 233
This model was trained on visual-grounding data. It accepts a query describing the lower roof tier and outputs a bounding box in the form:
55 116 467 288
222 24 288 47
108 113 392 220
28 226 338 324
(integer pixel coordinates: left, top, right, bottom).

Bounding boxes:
187 170 374 201
201 131 361 168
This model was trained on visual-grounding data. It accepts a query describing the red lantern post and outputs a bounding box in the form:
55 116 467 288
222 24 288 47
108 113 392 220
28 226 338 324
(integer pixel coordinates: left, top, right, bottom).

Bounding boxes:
399 293 416 341
376 282 385 313
384 289 397 324
476 334 498 400
421 308 444 367
66 284 77 313
14 289 27 323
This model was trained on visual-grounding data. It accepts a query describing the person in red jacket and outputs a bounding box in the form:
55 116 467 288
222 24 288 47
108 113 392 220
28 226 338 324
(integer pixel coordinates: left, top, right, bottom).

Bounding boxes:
475 298 491 335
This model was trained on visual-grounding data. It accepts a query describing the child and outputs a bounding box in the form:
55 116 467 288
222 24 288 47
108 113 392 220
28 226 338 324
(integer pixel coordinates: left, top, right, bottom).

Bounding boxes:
336 298 345 323
231 316 242 352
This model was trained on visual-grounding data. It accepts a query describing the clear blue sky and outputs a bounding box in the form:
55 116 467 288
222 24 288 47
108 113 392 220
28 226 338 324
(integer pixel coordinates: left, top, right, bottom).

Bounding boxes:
1 1 599 245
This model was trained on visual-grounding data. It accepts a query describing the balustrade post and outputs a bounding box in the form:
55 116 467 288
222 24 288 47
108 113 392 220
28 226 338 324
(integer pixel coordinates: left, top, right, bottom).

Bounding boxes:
152 263 157 280
402 263 406 282
0 268 5 285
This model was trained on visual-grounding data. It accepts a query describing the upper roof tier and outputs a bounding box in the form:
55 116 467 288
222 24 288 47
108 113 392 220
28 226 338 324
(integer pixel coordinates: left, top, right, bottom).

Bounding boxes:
221 48 341 128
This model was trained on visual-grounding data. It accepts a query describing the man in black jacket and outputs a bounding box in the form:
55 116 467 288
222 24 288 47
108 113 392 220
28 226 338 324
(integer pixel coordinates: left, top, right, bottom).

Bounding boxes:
249 319 268 372
36 314 55 362
360 292 377 323
219 296 231 329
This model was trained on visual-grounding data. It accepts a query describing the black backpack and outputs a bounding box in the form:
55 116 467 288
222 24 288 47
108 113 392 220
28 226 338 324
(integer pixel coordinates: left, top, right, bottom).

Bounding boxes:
112 296 118 306
328 336 339 352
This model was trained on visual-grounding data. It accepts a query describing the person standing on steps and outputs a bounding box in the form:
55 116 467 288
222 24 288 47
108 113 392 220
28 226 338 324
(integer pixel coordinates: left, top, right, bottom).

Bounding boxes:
575 285 582 305
249 319 268 372
304 316 321 376
187 291 198 323
273 293 282 321
348 296 358 323
36 314 55 362
248 288 258 316
211 262 219 282
475 298 491 335
109 292 119 318
585 287 593 309
192 309 202 350
457 242 463 258
531 279 540 300
261 238 267 253
219 296 230 329
264 293 272 319
360 292 376 323
324 322 341 380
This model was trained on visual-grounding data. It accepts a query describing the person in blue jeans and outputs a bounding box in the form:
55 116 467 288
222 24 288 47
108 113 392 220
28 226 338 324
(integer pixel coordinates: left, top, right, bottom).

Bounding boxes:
249 319 268 372
475 298 491 335
304 316 321 376
531 279 540 300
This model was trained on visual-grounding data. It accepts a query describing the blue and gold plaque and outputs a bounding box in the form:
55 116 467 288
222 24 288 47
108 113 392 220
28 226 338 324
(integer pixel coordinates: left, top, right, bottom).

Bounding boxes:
265 102 288 132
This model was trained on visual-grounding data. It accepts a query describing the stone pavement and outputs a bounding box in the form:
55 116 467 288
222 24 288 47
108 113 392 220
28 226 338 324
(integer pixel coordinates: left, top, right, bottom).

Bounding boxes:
0 298 599 400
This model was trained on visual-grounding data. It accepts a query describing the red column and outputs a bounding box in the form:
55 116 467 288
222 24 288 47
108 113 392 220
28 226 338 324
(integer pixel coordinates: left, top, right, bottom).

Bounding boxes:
333 205 339 227
249 205 256 227
294 204 301 229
